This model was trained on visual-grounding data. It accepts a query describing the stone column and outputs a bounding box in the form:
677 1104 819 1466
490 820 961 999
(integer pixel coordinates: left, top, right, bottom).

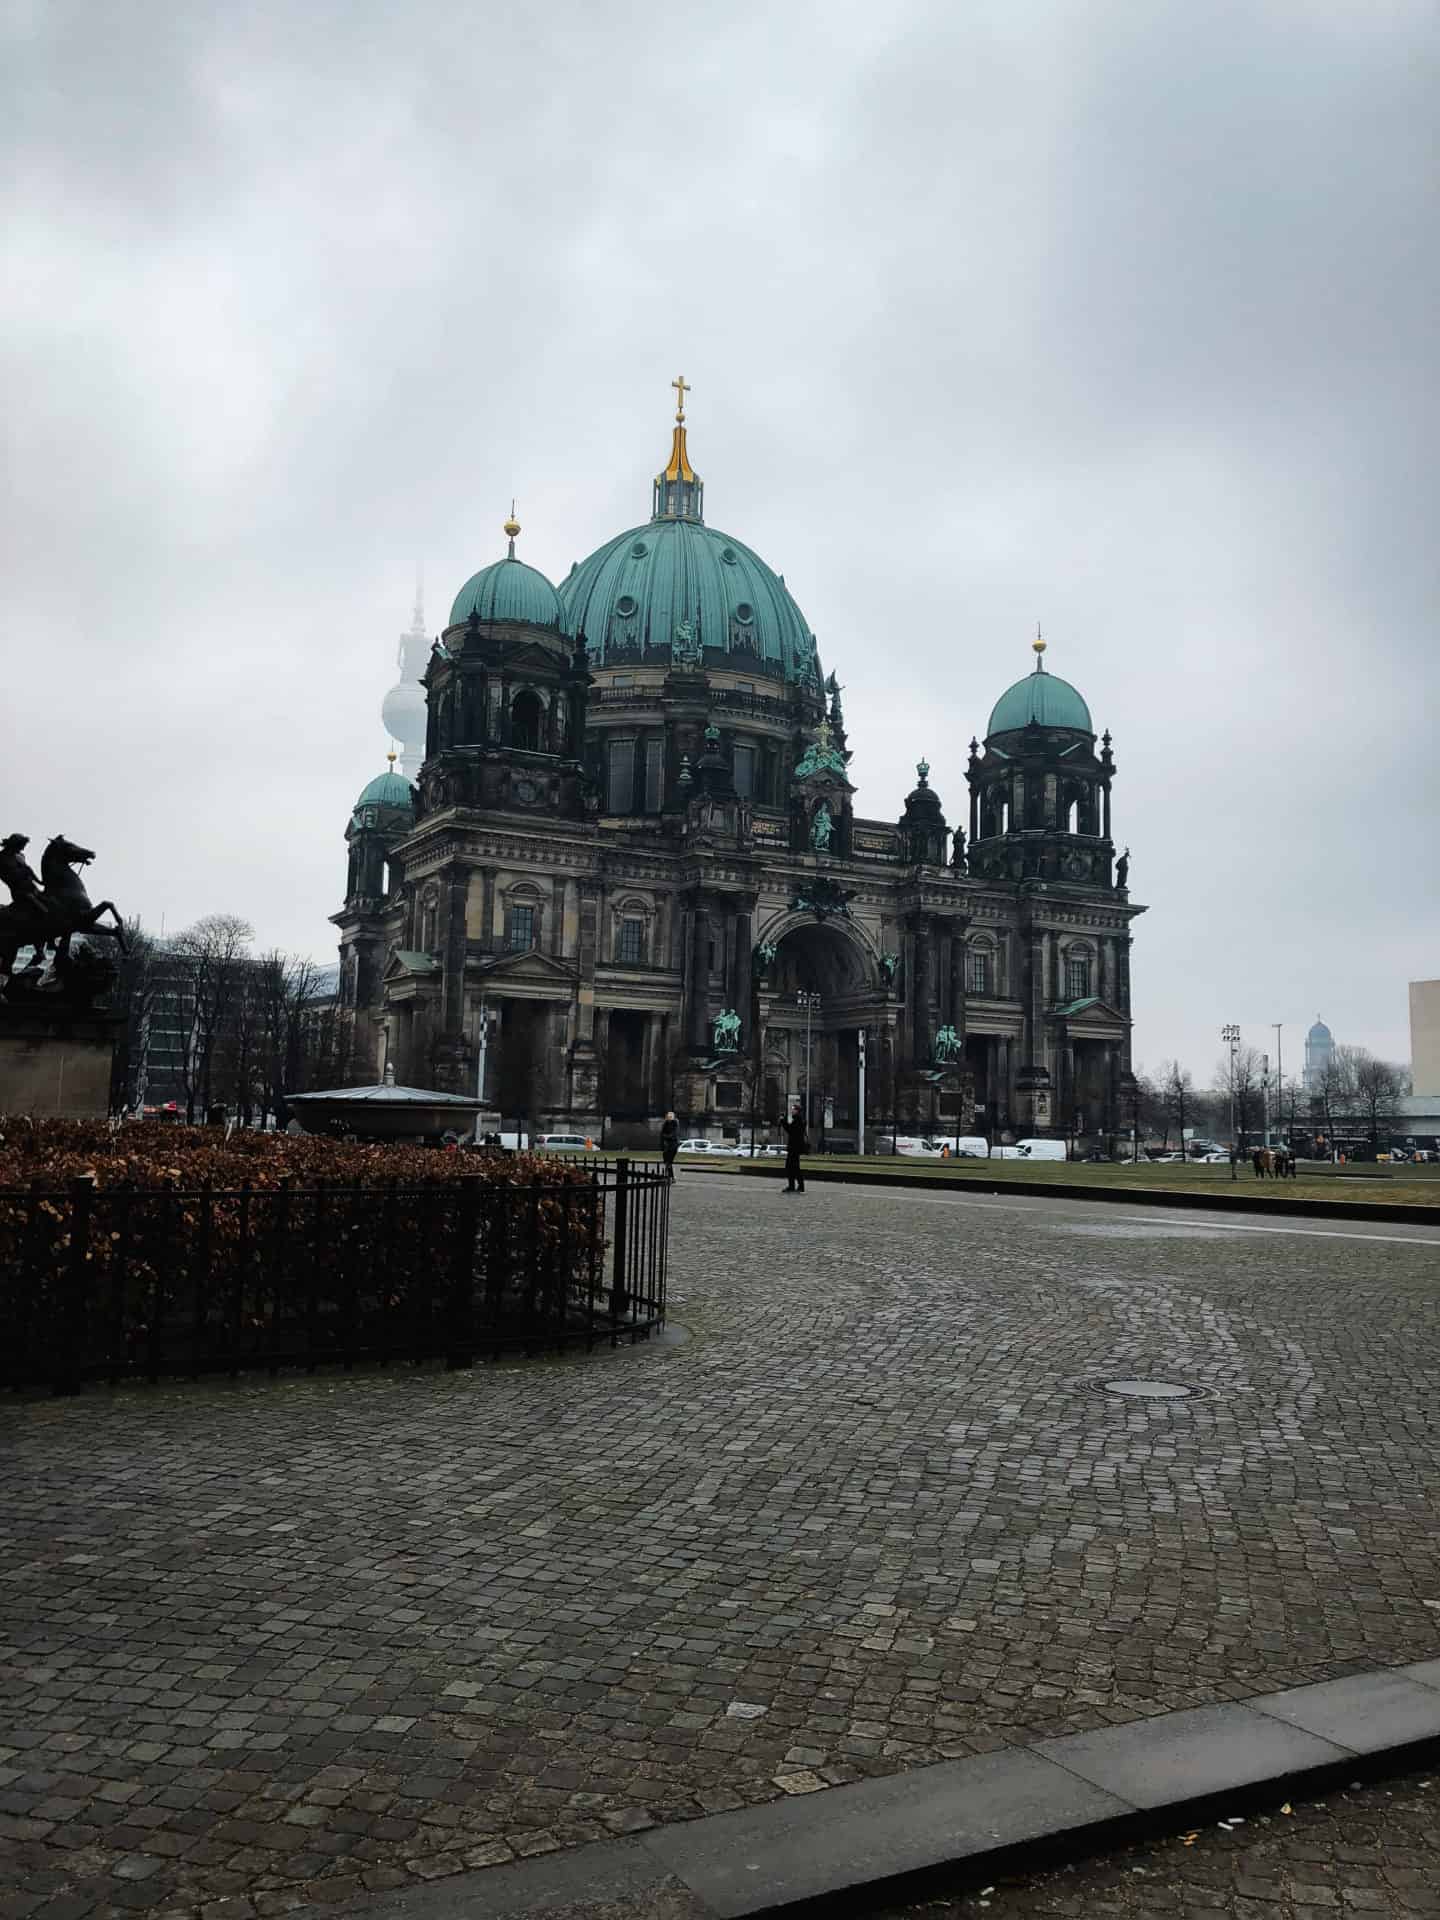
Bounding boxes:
687 902 712 1053
911 920 930 1066
1103 781 1112 841
550 876 566 957
731 905 752 1021
576 882 600 1046
949 927 968 1045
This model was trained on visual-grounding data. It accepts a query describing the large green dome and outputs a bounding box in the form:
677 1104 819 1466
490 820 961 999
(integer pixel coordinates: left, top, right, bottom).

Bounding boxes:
449 555 564 632
987 665 1093 737
558 517 821 684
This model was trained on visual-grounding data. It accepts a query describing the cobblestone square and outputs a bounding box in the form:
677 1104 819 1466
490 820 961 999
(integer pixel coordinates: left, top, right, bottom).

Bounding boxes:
2 1177 1438 1919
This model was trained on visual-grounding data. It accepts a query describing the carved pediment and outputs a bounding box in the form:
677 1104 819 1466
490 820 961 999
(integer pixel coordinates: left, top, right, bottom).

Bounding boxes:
1052 994 1125 1031
474 946 578 989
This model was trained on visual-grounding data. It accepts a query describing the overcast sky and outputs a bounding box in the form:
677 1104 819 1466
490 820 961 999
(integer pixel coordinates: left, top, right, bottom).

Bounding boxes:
4 0 1436 1082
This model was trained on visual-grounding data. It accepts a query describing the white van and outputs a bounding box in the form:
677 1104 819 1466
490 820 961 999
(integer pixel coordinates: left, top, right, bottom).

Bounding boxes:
994 1138 1068 1162
537 1133 595 1152
953 1137 990 1158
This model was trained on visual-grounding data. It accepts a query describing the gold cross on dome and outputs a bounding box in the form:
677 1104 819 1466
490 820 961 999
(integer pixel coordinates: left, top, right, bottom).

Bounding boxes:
672 373 691 421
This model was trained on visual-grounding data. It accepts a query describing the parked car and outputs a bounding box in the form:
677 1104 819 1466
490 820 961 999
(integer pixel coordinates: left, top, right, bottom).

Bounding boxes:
895 1136 946 1157
952 1136 991 1158
536 1132 595 1151
677 1137 723 1154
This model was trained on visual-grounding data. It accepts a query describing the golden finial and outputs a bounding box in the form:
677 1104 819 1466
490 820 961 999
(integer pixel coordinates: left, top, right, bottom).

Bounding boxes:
503 500 520 559
386 750 397 771
1033 622 1047 667
672 373 691 422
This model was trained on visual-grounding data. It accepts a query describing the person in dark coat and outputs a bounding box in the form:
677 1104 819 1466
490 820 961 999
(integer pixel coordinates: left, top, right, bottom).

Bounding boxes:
783 1106 809 1194
659 1111 679 1180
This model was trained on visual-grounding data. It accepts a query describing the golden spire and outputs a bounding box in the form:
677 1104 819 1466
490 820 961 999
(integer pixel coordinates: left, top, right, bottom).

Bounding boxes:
503 500 521 559
1033 622 1047 669
661 374 696 483
386 750 397 771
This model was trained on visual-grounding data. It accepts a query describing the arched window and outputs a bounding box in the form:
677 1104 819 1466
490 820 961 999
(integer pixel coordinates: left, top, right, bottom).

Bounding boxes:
511 689 543 752
967 942 993 996
1064 947 1093 1001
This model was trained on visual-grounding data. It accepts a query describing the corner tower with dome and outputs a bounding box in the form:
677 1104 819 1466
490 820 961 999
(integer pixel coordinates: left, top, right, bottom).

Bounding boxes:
333 384 1145 1147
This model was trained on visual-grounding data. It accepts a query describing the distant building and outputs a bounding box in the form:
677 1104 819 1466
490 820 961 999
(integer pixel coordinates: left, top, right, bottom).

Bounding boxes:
1302 1016 1335 1092
1410 980 1440 1096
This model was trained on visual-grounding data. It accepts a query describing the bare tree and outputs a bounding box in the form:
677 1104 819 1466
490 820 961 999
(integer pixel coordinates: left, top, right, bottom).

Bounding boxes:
1161 1059 1194 1154
1347 1048 1406 1148
1213 1043 1264 1147
106 918 162 1112
1308 1047 1355 1160
172 914 255 1121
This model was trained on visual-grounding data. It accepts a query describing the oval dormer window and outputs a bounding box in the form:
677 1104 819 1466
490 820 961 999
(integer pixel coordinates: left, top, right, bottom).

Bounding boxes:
615 594 638 618
734 602 754 623
630 541 648 560
720 547 738 565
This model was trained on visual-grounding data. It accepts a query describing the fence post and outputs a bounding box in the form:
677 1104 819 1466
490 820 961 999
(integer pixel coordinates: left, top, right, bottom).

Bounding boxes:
610 1156 630 1321
446 1179 479 1370
56 1175 95 1396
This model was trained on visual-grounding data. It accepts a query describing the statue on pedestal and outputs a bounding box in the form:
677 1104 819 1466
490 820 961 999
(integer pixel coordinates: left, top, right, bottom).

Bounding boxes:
1 833 128 989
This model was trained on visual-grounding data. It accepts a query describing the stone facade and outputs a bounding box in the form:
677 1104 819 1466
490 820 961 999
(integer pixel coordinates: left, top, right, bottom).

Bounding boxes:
335 421 1144 1145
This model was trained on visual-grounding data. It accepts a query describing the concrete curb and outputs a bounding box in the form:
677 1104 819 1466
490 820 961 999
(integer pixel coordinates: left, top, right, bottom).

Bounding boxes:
325 1661 1440 1919
730 1161 1440 1227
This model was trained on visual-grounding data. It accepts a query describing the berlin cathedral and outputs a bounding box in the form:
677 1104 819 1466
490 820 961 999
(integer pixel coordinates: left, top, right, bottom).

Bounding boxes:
335 384 1144 1146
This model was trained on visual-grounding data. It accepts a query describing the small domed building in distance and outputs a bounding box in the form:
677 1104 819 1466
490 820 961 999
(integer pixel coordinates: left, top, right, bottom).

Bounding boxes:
1303 1017 1336 1092
333 384 1146 1146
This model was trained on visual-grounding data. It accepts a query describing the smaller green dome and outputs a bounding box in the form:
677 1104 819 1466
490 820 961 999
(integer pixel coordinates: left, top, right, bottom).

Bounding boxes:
354 769 413 812
987 667 1093 737
449 556 563 631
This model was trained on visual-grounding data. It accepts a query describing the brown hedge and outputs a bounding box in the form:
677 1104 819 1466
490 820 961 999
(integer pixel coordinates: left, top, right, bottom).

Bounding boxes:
0 1118 590 1193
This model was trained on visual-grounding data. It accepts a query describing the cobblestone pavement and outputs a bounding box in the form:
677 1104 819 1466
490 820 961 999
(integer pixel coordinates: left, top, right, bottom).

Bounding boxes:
874 1769 1440 1917
2 1179 1439 1920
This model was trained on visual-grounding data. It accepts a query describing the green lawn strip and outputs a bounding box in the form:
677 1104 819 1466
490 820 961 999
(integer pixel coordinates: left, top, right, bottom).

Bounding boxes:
723 1155 1439 1208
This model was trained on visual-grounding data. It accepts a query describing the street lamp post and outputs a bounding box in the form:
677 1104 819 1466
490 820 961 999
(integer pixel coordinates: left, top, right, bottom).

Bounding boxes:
796 992 821 1134
1221 1024 1240 1148
1273 1022 1284 1151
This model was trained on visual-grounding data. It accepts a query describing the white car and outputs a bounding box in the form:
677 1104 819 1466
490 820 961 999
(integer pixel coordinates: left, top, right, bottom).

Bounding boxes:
536 1133 595 1152
677 1138 722 1154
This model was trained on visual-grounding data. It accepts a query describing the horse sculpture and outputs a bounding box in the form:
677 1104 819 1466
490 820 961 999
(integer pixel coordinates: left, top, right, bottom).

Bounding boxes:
0 833 127 981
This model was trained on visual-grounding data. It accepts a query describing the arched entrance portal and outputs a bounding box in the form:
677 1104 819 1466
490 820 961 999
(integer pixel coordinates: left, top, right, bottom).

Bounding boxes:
759 919 886 1145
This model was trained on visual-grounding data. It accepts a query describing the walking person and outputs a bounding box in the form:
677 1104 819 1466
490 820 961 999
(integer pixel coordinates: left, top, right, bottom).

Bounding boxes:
783 1104 809 1194
660 1111 679 1182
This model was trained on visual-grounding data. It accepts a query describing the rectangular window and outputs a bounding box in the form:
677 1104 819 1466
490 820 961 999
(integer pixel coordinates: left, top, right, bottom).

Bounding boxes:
608 740 633 813
508 906 534 952
1066 957 1090 1000
732 743 755 799
968 950 989 996
644 738 664 812
618 917 645 964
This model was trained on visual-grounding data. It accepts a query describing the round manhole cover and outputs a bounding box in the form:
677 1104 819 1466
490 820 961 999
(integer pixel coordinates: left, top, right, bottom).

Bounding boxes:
1104 1378 1193 1399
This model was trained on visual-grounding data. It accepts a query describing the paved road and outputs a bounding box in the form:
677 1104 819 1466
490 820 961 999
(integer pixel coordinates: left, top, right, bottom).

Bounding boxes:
873 1770 1440 1917
2 1175 1438 1919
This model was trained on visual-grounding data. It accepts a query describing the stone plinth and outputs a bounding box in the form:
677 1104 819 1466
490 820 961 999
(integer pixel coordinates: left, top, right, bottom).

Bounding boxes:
0 1005 119 1117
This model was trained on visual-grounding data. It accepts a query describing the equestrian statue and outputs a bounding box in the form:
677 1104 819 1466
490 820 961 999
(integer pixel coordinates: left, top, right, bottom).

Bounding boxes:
0 833 128 984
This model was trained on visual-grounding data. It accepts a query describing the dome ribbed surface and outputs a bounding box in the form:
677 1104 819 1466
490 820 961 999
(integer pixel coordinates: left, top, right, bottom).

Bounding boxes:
449 557 564 631
987 670 1093 737
557 518 821 682
354 771 413 811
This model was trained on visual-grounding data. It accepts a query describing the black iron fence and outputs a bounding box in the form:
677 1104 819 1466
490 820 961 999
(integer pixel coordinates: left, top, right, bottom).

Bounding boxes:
0 1158 668 1393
